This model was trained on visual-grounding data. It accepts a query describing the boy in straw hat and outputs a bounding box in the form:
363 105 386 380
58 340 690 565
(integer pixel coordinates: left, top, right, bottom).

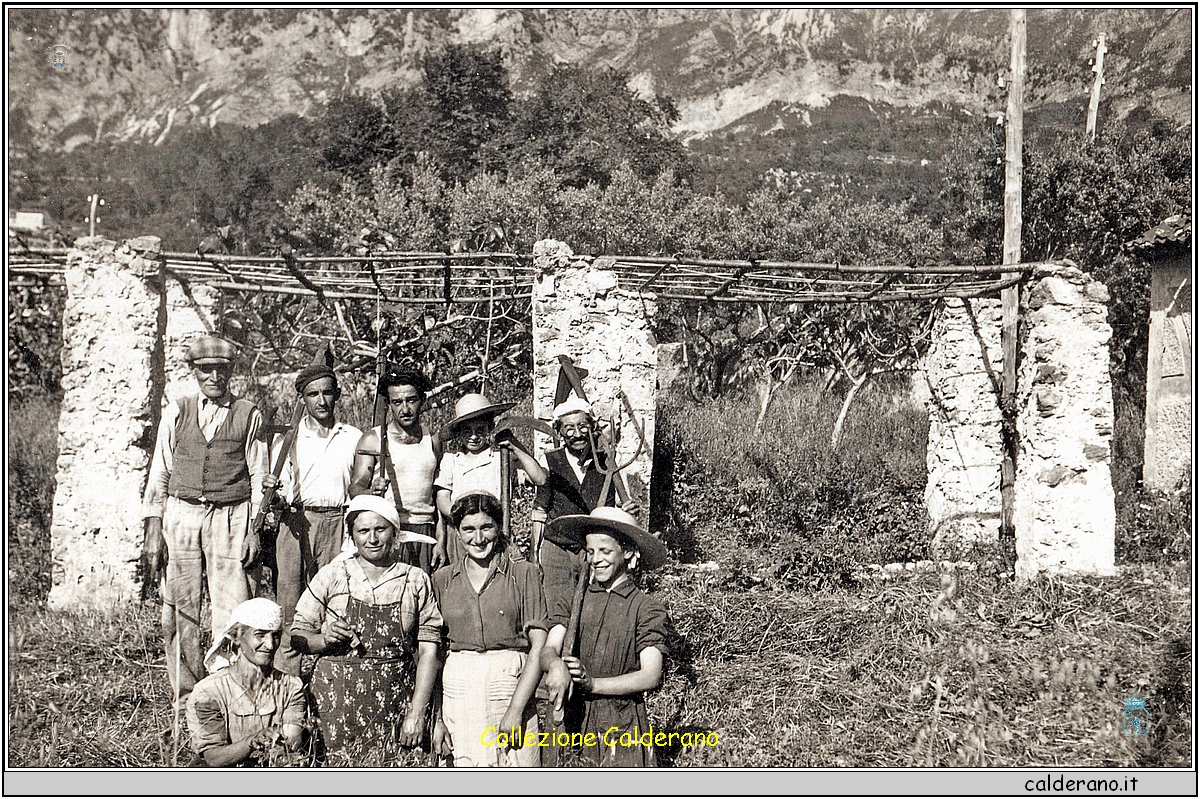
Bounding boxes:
540 506 671 767
261 362 361 676
141 334 269 714
186 597 308 767
434 392 547 565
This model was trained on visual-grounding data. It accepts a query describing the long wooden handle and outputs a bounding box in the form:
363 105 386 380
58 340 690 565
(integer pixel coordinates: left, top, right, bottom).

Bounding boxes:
252 398 306 536
499 446 512 541
562 550 589 659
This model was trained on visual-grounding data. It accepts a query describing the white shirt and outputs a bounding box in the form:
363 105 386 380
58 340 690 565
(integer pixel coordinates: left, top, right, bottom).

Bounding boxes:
272 415 361 507
142 394 267 518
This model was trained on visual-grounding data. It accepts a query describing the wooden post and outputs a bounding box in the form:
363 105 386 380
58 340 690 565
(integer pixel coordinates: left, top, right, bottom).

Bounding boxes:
1000 9 1025 539
1086 34 1107 142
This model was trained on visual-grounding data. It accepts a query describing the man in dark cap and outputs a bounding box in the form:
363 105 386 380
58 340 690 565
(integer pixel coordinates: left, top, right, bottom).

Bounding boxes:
260 363 361 674
142 335 269 714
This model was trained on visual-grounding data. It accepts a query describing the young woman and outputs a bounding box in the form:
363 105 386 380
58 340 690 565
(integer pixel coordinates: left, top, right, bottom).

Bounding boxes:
431 491 548 767
290 494 442 761
540 506 672 767
185 598 307 767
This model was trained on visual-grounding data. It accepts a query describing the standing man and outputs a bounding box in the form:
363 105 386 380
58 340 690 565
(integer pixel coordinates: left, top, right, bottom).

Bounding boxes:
142 335 268 714
531 396 636 613
262 363 361 675
349 367 442 571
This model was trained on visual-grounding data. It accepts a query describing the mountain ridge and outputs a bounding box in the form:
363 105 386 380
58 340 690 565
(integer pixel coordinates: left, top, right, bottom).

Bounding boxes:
9 8 1191 155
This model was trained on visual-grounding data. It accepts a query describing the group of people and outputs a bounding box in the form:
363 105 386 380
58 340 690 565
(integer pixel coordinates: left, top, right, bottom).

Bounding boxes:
142 335 672 768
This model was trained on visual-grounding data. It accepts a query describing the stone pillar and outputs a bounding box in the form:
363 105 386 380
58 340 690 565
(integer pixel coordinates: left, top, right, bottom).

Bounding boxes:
49 237 165 610
922 298 1005 557
1143 255 1192 492
531 240 657 512
1014 262 1116 579
163 275 221 404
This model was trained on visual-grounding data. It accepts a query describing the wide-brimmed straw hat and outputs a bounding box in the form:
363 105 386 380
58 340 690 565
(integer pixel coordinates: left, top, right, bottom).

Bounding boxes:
203 597 283 672
549 506 668 571
444 393 515 433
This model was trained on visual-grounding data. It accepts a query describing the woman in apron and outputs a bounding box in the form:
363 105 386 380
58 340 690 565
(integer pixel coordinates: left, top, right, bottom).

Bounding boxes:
290 494 442 762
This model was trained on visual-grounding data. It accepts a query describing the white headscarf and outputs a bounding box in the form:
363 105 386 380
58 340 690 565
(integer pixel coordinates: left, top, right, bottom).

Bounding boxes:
334 494 439 562
203 597 284 672
552 395 594 421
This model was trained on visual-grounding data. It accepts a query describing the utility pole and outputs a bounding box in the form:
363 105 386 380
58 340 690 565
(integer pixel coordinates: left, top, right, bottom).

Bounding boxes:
1000 9 1025 540
86 193 104 237
1086 33 1107 142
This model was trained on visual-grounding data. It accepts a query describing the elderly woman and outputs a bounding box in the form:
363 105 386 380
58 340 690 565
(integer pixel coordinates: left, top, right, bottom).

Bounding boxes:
185 598 307 767
290 494 443 760
431 491 548 767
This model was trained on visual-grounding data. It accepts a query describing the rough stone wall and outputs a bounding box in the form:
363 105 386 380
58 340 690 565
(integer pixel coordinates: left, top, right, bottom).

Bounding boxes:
1014 263 1116 579
1143 258 1192 492
163 275 221 404
922 298 1005 557
48 237 165 610
531 240 657 513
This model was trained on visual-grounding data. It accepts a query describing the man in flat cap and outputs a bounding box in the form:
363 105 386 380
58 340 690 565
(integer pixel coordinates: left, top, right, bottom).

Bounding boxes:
142 335 269 714
260 363 361 675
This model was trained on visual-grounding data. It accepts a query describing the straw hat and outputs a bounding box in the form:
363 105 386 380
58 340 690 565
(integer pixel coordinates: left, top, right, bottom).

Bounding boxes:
549 506 668 571
444 393 515 433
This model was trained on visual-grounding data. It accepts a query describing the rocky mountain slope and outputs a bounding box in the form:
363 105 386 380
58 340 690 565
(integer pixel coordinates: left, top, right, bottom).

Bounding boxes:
10 8 1190 156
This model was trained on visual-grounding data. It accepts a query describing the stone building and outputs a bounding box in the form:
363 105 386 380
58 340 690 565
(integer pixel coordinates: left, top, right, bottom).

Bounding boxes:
1134 215 1192 493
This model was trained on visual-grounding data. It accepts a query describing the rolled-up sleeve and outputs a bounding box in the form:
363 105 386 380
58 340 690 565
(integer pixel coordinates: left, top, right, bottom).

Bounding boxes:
186 688 229 754
412 571 444 645
142 401 180 518
281 676 306 726
519 562 549 633
634 595 672 658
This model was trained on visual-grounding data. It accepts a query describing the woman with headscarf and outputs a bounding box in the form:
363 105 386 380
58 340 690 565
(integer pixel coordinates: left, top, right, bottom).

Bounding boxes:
290 494 443 761
431 491 548 767
185 597 308 767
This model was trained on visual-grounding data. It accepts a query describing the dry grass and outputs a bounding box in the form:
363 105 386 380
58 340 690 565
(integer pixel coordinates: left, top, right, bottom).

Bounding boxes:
6 386 1191 768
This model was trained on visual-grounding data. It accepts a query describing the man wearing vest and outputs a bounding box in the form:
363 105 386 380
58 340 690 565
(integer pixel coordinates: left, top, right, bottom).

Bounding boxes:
261 363 361 675
142 335 268 713
531 396 638 613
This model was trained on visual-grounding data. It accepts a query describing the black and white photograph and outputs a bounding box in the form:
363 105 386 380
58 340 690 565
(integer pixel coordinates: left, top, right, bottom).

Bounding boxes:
5 7 1194 794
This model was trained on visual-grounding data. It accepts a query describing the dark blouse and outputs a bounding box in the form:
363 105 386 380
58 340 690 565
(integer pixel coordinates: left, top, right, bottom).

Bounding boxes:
432 549 549 653
549 578 671 680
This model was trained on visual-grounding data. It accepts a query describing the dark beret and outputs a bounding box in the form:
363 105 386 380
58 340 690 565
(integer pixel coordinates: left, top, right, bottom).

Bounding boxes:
295 364 337 393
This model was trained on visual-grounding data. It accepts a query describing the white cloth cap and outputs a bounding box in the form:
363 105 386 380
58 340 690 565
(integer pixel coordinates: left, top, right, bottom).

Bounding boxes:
552 396 594 421
343 494 438 546
203 598 284 672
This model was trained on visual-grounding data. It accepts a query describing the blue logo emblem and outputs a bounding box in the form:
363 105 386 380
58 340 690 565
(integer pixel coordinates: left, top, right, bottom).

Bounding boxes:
47 44 70 69
1122 696 1148 737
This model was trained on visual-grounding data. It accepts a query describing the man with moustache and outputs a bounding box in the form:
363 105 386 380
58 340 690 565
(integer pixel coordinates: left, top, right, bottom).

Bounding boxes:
349 367 443 572
260 363 361 675
142 335 269 714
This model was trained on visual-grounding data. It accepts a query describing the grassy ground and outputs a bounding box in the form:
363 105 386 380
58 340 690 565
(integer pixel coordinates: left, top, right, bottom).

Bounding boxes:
7 384 1192 768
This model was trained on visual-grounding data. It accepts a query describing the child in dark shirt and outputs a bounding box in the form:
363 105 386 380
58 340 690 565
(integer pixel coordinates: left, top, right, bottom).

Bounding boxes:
539 506 671 767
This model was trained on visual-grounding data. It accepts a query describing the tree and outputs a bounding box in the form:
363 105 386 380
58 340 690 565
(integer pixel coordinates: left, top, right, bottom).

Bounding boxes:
507 65 687 188
319 95 397 183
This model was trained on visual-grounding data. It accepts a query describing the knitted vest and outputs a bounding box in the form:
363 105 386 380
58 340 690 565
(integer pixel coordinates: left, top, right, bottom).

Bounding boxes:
537 448 615 551
167 395 254 504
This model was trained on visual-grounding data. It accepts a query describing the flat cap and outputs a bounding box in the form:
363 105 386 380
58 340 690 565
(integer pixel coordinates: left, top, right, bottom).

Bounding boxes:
187 335 237 365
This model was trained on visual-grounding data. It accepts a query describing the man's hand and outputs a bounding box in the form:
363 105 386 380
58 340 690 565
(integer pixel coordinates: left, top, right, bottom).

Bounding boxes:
431 544 448 570
248 724 282 753
143 517 167 580
497 708 527 749
370 474 389 496
241 530 261 570
620 500 640 518
543 658 573 724
261 473 282 494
